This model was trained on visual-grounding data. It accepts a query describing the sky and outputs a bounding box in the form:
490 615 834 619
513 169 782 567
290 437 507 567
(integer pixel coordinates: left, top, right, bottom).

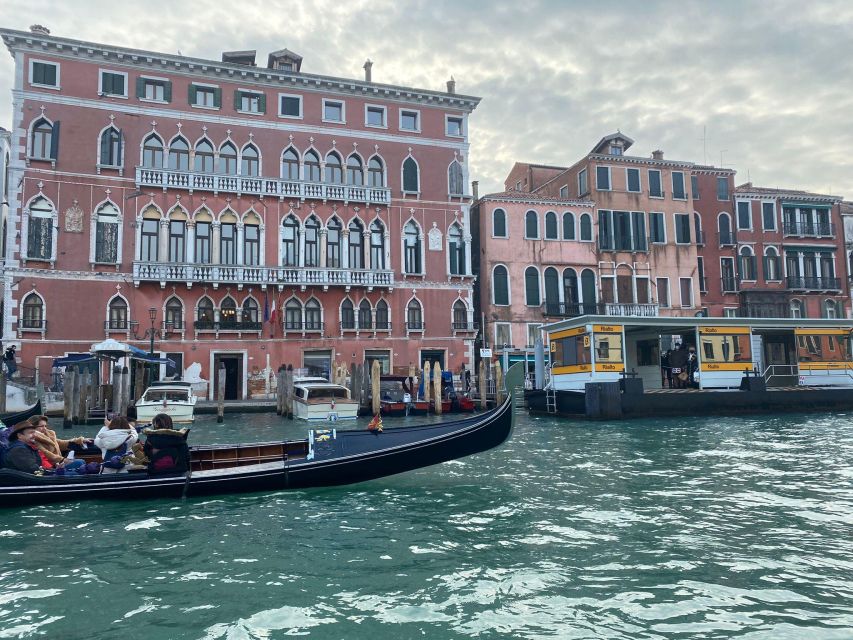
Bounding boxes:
1 0 853 198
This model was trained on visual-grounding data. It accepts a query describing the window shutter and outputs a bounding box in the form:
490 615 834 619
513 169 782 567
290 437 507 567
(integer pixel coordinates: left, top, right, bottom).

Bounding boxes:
188 84 197 105
234 89 242 110
213 87 222 108
163 81 172 103
49 121 60 161
100 129 110 164
117 129 124 167
136 77 145 99
258 93 266 113
100 73 110 94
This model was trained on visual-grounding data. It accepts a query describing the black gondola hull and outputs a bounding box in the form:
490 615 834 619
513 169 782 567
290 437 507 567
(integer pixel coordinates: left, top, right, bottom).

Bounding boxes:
1 401 42 426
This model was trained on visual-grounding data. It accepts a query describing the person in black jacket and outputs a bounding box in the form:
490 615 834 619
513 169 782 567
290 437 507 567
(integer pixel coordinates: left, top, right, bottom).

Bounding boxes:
3 422 44 473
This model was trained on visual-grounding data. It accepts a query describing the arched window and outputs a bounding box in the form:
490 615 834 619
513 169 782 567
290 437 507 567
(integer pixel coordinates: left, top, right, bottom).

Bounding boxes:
325 152 343 184
368 157 384 187
194 210 212 264
304 150 321 182
358 299 372 330
304 216 320 267
241 298 259 325
168 137 189 171
544 267 560 313
194 139 214 173
285 299 303 330
563 268 579 314
100 127 122 167
375 299 389 330
371 220 386 270
282 147 299 180
404 221 421 273
525 211 539 239
165 297 183 329
448 223 465 275
340 299 355 330
406 299 423 330
218 142 238 175
196 297 214 328
108 297 128 330
739 246 756 281
94 202 120 263
139 208 160 262
525 266 541 306
545 211 558 239
403 157 419 193
493 208 507 238
562 212 575 240
27 197 54 261
493 265 509 305
763 247 780 281
305 298 322 331
718 213 733 245
31 119 53 160
241 144 259 177
243 219 260 266
448 160 463 196
21 293 44 329
452 300 467 329
220 297 238 328
346 155 364 186
349 219 364 269
168 212 186 262
790 299 805 319
142 134 164 168
282 215 299 266
581 269 597 313
824 299 840 319
327 217 342 268
579 213 592 241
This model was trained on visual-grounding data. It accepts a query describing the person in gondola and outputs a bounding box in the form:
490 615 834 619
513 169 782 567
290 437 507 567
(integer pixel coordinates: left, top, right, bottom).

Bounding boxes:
143 413 190 475
95 416 139 474
3 422 45 473
29 415 91 472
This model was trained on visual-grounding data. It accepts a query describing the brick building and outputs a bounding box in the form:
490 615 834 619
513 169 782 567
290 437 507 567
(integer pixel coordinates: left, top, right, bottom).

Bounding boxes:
0 25 480 398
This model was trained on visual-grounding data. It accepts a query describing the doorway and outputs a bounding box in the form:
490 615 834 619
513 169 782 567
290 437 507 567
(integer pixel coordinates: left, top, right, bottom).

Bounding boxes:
420 349 446 371
213 354 242 400
761 332 797 387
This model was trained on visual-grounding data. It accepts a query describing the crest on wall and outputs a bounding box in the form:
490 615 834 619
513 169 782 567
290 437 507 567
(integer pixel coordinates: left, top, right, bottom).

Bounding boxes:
428 222 443 251
65 204 84 232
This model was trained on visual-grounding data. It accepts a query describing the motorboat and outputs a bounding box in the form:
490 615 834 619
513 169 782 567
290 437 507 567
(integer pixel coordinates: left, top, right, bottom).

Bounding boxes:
135 381 197 423
293 377 359 422
377 375 428 416
0 363 522 506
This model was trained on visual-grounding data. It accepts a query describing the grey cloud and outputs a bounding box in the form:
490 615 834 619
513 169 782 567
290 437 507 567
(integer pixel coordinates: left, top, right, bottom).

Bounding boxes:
1 0 852 197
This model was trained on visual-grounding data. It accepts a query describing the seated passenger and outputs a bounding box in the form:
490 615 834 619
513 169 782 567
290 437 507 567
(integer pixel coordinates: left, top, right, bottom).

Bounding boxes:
4 421 53 474
94 416 139 474
29 415 89 470
143 413 190 475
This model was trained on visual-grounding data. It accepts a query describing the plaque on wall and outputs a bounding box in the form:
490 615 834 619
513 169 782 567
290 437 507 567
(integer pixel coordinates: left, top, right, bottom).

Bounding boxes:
428 223 442 251
65 204 84 232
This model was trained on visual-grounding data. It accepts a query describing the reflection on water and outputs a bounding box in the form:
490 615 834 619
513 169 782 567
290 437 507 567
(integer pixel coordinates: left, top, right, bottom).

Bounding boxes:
1 411 852 639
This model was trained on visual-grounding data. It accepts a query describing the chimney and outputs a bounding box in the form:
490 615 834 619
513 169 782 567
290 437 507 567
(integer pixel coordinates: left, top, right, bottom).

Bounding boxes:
363 59 373 82
651 150 664 160
446 76 456 94
472 180 479 200
29 24 50 35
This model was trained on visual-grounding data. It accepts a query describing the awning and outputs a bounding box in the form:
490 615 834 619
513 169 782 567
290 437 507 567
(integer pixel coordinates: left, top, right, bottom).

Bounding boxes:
129 345 176 366
90 338 131 358
53 354 99 368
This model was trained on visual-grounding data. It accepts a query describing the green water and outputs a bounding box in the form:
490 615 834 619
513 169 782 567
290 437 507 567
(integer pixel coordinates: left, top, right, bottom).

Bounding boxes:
1 411 852 639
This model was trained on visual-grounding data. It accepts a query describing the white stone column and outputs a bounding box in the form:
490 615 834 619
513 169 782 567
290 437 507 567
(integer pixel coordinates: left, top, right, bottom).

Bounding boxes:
212 222 221 264
258 224 266 266
464 233 473 276
159 219 169 262
341 229 350 269
363 230 371 270
319 228 328 268
298 229 306 267
186 221 196 264
236 222 245 265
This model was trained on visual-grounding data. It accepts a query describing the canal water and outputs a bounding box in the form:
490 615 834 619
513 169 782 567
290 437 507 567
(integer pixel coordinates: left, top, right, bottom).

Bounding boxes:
1 411 851 639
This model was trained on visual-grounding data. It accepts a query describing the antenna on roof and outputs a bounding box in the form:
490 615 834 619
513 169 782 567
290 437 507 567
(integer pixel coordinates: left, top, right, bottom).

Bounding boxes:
178 50 183 56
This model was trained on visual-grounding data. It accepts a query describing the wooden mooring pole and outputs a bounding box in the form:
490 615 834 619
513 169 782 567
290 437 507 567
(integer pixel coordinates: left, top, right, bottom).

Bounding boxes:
63 367 74 428
217 362 226 423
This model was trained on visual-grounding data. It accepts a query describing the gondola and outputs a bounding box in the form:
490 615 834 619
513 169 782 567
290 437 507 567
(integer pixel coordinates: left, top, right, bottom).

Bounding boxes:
0 400 42 426
0 364 522 506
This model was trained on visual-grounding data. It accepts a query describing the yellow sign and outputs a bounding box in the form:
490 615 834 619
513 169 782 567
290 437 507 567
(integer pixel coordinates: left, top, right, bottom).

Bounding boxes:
798 361 853 370
595 363 625 372
699 326 751 335
583 335 590 348
550 326 588 340
593 324 622 334
794 328 852 336
700 362 753 372
550 341 556 353
553 364 592 375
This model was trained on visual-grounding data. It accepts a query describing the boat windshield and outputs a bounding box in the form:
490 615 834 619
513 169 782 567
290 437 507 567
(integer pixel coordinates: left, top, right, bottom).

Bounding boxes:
143 389 189 403
379 381 406 402
306 387 349 400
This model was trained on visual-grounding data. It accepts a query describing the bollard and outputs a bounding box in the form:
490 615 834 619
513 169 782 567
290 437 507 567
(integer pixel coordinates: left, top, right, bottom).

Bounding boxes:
495 360 504 405
479 361 487 411
371 359 381 416
217 362 226 423
63 367 74 428
285 364 294 419
433 362 442 416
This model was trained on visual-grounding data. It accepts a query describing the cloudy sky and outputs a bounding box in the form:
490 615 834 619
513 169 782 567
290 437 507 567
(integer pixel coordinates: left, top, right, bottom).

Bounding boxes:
2 0 852 198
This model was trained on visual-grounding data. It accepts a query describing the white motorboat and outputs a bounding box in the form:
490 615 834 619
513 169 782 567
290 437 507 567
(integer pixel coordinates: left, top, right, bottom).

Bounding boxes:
135 381 197 423
293 377 359 421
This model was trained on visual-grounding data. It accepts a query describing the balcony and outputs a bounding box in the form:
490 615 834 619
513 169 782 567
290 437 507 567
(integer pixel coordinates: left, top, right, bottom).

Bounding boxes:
739 303 792 318
339 321 391 333
194 319 264 332
783 220 835 238
596 239 649 253
452 321 479 333
786 276 841 291
282 321 324 334
718 231 736 247
543 302 659 317
406 320 424 332
136 167 391 204
721 277 739 293
133 262 394 290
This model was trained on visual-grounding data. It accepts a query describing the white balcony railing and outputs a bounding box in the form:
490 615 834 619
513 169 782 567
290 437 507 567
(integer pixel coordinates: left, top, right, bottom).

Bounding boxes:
136 167 392 204
603 303 660 317
133 262 394 289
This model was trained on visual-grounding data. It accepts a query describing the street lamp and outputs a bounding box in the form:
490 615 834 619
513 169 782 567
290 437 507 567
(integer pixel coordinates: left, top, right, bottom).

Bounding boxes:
148 307 157 357
130 307 172 383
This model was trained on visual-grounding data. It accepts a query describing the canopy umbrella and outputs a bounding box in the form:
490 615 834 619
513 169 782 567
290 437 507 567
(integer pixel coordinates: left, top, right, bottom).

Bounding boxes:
90 338 132 359
128 345 176 366
52 353 98 368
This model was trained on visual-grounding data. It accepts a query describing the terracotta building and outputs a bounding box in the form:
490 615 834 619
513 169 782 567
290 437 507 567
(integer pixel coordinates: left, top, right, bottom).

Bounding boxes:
0 25 480 398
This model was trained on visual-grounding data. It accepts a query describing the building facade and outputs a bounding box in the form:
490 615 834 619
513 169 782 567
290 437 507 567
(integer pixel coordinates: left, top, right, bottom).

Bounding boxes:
1 26 480 397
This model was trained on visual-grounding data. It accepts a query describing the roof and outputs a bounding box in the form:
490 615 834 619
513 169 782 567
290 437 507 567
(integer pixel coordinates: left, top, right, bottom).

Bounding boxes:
478 191 594 207
735 183 842 202
542 315 853 334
